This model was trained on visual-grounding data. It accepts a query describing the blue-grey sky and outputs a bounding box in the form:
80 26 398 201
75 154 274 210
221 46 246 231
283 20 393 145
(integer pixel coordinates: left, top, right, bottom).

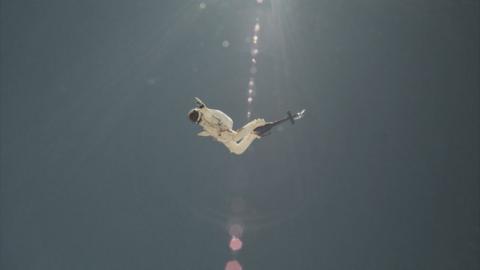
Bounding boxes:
1 1 479 269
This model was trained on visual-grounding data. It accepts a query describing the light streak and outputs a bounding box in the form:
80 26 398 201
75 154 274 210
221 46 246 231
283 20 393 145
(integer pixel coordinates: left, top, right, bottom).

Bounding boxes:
246 14 262 119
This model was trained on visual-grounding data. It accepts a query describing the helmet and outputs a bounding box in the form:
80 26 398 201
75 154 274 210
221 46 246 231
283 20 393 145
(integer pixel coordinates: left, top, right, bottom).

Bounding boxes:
188 109 202 124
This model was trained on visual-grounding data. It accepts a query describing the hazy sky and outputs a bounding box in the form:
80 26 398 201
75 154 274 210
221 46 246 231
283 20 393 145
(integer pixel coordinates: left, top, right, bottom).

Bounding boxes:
1 1 478 269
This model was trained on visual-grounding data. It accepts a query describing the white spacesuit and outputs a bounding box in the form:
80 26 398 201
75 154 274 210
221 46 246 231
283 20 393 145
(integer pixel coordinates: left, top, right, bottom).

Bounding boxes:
188 98 306 155
188 98 267 155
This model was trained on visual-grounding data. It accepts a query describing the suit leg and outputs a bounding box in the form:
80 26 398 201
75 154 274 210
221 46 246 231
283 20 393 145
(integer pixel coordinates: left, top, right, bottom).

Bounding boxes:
233 119 266 142
224 133 258 155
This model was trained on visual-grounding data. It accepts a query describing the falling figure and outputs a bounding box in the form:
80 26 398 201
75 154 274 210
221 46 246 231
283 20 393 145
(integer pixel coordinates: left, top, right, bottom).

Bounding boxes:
188 98 305 155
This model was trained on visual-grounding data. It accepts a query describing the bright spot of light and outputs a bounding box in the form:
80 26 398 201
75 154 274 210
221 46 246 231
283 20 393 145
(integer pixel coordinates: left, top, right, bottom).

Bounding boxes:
225 260 242 270
254 23 260 32
199 2 206 9
253 35 258 44
252 58 256 63
251 48 259 56
229 237 243 251
248 79 254 87
248 89 253 94
247 97 253 103
256 0 264 4
222 40 230 48
247 111 251 118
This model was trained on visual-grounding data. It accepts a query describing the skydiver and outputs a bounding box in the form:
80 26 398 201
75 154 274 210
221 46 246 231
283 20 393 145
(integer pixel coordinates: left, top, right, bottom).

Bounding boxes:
188 97 305 155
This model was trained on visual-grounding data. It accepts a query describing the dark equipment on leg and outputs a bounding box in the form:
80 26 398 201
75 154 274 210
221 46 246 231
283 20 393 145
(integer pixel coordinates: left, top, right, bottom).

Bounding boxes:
253 110 305 137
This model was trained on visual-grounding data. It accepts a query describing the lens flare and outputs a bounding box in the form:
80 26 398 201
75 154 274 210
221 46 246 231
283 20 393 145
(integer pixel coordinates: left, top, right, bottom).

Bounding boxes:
225 260 242 270
229 237 243 251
